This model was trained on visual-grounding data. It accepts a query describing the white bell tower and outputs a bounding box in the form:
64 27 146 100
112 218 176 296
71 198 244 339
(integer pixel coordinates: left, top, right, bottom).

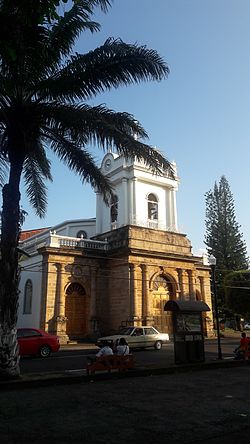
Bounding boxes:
95 152 179 235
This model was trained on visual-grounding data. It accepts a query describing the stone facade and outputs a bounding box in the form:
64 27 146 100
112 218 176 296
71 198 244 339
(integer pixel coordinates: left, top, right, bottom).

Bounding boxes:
18 153 214 342
36 225 213 343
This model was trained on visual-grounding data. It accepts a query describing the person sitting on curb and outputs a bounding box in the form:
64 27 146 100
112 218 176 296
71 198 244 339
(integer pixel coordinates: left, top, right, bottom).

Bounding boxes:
87 340 113 363
115 337 129 356
234 332 249 360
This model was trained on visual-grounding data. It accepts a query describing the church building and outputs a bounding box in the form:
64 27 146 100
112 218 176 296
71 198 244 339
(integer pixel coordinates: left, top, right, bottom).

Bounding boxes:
18 153 214 343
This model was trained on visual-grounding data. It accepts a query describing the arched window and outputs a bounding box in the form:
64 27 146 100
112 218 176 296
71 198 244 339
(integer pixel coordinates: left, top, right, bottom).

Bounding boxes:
76 230 87 239
66 282 86 296
148 193 158 220
110 194 118 223
23 279 32 314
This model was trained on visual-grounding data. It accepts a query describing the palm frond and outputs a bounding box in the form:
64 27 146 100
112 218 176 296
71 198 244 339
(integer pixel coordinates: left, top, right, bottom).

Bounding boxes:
0 3 50 85
89 0 113 12
12 1 113 86
42 127 113 204
40 102 173 175
40 102 147 140
0 153 8 187
0 128 8 157
29 144 53 182
49 3 100 56
23 146 52 217
36 38 169 102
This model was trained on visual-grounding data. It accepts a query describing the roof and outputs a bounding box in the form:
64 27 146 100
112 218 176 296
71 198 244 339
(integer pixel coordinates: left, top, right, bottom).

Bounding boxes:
164 300 210 312
20 228 49 241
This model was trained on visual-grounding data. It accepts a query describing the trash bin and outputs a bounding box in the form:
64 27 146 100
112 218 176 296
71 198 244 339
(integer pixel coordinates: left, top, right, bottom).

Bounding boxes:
164 300 210 364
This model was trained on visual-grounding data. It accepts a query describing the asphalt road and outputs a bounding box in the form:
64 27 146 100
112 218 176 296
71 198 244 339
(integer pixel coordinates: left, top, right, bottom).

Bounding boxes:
19 338 239 374
2 365 250 443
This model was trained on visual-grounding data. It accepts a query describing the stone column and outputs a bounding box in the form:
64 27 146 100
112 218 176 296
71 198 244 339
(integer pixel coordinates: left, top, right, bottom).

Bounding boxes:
54 263 69 344
202 274 214 338
167 187 178 231
129 263 135 319
58 264 65 317
95 192 102 234
199 276 205 300
122 178 128 226
141 264 151 324
40 259 49 330
132 178 137 224
177 268 184 299
90 266 99 336
129 263 139 322
187 269 196 300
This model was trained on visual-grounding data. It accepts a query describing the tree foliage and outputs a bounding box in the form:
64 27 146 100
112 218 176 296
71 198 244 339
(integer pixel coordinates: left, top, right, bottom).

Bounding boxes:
225 270 250 319
205 175 248 319
205 175 248 271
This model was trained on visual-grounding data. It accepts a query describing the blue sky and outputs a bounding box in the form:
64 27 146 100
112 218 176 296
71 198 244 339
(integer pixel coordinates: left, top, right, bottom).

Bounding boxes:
21 0 250 255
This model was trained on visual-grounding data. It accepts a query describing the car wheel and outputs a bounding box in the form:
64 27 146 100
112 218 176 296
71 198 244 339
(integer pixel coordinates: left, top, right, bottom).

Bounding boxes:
154 340 162 350
39 345 51 358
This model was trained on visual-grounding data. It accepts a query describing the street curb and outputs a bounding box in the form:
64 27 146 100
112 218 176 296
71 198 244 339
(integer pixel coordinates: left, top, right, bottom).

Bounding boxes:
0 358 248 391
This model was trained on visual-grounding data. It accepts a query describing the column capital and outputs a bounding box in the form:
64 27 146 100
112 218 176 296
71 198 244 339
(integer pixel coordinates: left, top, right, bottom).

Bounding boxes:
140 263 148 272
129 263 140 271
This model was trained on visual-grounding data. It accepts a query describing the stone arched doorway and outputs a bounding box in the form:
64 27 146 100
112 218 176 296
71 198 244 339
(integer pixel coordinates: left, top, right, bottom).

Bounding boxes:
65 283 88 339
151 274 176 334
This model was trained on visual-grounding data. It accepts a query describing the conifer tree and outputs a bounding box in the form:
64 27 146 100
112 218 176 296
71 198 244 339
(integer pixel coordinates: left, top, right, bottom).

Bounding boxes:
205 175 248 318
205 176 248 271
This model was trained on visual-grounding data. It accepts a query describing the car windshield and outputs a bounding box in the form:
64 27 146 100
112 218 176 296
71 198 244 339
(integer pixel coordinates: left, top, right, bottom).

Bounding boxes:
144 327 158 335
119 327 135 335
17 329 41 338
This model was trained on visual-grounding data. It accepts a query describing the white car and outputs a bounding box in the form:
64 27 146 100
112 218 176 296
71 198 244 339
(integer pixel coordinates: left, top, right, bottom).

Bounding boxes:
96 326 169 350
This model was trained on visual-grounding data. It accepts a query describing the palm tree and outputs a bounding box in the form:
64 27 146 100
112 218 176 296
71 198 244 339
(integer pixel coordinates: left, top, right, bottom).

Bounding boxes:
0 0 172 378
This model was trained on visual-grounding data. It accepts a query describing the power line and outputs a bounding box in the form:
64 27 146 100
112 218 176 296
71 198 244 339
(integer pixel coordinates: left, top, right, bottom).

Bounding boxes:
20 266 250 291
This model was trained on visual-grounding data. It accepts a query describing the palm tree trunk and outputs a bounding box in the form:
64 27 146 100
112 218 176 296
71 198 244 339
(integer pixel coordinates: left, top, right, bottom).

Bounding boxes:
0 156 23 379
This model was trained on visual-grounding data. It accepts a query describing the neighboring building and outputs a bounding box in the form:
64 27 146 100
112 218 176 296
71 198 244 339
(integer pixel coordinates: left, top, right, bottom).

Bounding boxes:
18 153 214 343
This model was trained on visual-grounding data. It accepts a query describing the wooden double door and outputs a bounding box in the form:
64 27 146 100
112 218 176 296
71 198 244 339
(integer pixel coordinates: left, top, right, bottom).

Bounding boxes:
65 283 88 339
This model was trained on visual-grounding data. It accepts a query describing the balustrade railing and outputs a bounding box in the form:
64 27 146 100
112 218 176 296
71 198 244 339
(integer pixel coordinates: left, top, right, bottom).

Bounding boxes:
128 216 179 232
21 233 108 254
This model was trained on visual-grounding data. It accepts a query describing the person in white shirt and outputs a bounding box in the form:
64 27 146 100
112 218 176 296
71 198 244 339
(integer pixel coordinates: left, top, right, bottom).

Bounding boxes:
116 337 129 356
96 340 113 358
87 340 113 363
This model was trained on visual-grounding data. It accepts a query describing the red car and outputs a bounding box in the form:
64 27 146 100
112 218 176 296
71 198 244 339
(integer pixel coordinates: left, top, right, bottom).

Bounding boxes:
17 328 60 358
